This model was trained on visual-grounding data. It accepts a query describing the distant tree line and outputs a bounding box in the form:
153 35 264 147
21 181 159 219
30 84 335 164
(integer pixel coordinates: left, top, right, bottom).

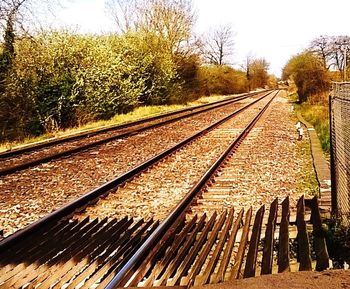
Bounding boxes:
0 0 272 142
282 35 350 102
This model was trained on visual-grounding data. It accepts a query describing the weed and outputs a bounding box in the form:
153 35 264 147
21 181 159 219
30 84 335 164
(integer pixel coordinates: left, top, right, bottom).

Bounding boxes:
295 132 319 197
325 218 350 268
292 92 330 154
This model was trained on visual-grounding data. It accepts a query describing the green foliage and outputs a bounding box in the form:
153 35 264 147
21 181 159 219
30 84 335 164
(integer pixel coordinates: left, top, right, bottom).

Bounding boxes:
0 28 270 142
297 92 330 153
73 34 145 118
173 53 201 102
267 75 278 89
0 31 185 140
0 95 227 152
1 32 84 138
198 65 248 95
295 136 319 197
282 52 330 102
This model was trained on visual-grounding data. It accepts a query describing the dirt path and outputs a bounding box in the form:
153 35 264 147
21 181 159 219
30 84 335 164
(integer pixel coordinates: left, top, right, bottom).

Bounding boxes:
191 270 350 289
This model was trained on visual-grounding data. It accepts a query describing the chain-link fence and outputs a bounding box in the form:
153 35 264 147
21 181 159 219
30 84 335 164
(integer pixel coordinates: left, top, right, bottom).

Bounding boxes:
330 82 350 225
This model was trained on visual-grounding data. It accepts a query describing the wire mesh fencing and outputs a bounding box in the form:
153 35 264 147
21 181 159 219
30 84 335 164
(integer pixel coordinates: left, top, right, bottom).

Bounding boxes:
330 82 350 225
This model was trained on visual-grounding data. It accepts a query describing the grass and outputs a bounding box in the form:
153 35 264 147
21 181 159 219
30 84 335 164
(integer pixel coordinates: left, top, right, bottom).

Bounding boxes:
291 92 330 154
0 94 237 152
288 91 319 197
296 138 319 197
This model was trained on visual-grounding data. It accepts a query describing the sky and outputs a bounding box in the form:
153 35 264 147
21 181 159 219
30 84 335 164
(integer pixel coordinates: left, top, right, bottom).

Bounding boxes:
51 0 350 77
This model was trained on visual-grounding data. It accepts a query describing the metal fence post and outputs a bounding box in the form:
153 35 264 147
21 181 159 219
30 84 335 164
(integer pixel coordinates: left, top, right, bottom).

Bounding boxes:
331 82 350 225
329 92 337 216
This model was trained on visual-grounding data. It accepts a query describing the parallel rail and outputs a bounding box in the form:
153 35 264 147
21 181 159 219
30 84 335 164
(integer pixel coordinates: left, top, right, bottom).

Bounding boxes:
106 90 278 288
0 92 256 158
0 91 263 177
105 89 329 287
0 198 329 288
114 196 329 288
0 90 330 289
0 91 274 251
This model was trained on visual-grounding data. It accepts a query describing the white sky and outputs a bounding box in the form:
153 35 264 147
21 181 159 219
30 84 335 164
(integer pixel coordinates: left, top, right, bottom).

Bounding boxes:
52 0 350 77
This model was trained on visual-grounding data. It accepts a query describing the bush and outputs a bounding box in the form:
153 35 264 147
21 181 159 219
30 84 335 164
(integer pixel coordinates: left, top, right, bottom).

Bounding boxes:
325 218 350 268
298 92 330 153
198 65 248 95
282 52 330 102
173 53 201 103
1 32 91 138
0 31 183 141
249 58 269 90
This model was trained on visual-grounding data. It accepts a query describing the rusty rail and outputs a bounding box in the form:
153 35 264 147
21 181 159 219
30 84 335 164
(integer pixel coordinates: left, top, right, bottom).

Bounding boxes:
0 89 331 288
0 92 264 177
105 91 278 288
106 196 328 288
0 91 274 252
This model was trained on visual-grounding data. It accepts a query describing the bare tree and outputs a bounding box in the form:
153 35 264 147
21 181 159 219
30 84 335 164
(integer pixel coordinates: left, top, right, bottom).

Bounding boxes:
309 35 333 69
105 0 139 34
309 35 350 74
106 0 195 54
329 36 350 73
241 53 253 90
141 0 195 53
0 0 28 63
0 0 61 61
202 25 234 65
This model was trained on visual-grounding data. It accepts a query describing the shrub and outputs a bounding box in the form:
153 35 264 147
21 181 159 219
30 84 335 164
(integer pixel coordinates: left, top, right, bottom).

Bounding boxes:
173 53 201 102
0 32 91 138
198 65 248 95
282 52 330 102
298 92 330 153
0 31 183 140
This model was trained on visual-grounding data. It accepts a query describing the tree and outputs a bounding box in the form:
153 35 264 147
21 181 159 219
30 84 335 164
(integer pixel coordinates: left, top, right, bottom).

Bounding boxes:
201 25 234 65
282 52 330 102
0 0 60 76
0 0 62 140
249 58 269 90
267 74 278 89
105 0 139 34
106 0 200 102
240 54 269 91
106 0 195 55
308 35 350 77
309 35 333 70
241 53 253 90
198 65 248 95
329 36 350 75
0 0 26 71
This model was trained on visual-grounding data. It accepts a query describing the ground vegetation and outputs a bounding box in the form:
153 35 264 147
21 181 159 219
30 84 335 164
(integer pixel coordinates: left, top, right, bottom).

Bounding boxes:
0 0 272 143
281 35 350 153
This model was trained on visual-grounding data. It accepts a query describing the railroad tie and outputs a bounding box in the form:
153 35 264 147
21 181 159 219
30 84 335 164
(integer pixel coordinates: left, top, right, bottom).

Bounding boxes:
0 195 330 289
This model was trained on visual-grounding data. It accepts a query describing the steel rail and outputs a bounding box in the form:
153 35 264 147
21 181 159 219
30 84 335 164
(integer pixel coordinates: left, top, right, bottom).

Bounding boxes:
0 90 274 252
0 91 264 177
105 90 279 289
0 91 264 159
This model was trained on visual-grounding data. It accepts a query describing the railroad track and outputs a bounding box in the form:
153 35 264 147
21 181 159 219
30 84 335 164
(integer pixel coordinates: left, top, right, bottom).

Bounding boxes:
0 90 274 238
0 90 330 288
0 89 275 243
109 196 329 288
73 91 276 222
0 91 263 176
